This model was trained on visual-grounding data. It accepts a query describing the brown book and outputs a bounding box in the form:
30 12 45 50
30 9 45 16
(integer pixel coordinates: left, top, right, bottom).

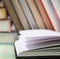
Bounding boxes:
26 0 46 29
0 8 7 19
35 0 55 30
3 0 23 33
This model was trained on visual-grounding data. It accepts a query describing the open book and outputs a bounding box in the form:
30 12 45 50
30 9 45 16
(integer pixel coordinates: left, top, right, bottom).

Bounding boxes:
14 29 60 56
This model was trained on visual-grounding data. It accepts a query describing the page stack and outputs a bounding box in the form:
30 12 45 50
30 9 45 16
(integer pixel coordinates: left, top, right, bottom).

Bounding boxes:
15 29 60 56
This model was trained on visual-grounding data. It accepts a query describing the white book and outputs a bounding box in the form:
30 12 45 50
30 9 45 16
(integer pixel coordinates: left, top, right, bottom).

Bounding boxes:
41 0 60 32
15 29 60 55
51 0 60 19
19 0 38 29
0 20 11 32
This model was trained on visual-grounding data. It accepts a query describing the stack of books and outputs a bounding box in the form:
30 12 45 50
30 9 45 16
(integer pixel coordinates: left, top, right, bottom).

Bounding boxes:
3 0 60 57
0 0 17 59
3 0 60 32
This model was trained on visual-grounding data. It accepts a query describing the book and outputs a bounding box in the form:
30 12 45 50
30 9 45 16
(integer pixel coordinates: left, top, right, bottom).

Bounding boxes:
11 0 30 30
0 20 11 32
15 29 60 56
26 0 46 29
41 0 60 32
0 44 16 59
19 0 38 29
0 0 4 7
0 8 7 19
0 32 17 43
3 0 23 32
35 0 55 30
51 0 60 20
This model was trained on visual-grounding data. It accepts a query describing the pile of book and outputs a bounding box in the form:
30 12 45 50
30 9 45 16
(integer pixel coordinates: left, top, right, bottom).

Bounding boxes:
0 0 17 59
3 0 60 57
3 0 60 32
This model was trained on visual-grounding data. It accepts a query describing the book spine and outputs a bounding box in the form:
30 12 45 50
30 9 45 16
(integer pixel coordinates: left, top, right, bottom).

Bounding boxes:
51 0 60 22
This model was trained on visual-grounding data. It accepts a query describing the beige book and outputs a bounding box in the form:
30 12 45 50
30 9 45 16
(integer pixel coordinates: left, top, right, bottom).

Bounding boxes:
11 0 30 30
0 8 7 19
26 0 46 29
35 0 55 30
